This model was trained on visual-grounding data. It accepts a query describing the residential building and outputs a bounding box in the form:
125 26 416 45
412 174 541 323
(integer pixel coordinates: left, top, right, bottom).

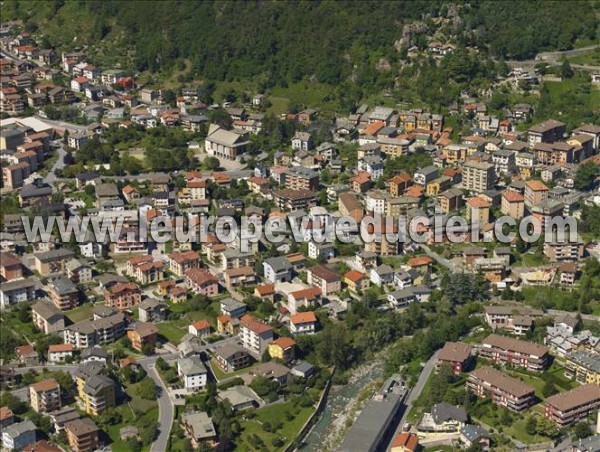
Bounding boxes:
189 319 211 337
414 166 439 186
263 256 292 283
501 190 525 219
65 259 93 284
268 337 296 361
524 180 549 207
544 238 584 263
273 189 317 211
47 277 79 311
2 420 36 450
220 298 247 319
467 366 535 412
285 166 319 191
291 131 313 151
181 411 217 449
29 379 61 413
527 119 566 145
185 268 218 297
48 344 75 363
290 311 318 336
439 188 463 214
31 299 65 334
64 418 99 452
0 252 22 280
33 248 75 276
436 342 473 375
213 343 251 372
483 305 544 335
178 357 208 392
544 384 600 427
0 277 36 309
167 250 201 277
344 270 370 292
390 432 419 452
462 161 495 193
418 402 467 433
492 149 516 175
204 124 250 160
64 312 125 349
459 425 491 450
239 314 274 354
104 282 141 310
138 298 168 322
480 334 550 371
126 322 158 352
74 363 116 416
307 265 341 296
126 255 164 284
564 351 600 386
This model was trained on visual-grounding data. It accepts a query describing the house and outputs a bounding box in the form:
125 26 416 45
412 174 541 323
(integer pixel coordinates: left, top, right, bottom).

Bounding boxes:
290 311 318 336
390 432 419 452
483 305 544 334
263 256 292 283
436 342 473 375
254 283 275 302
189 319 211 338
527 119 566 145
544 384 600 427
0 407 14 429
288 287 322 313
501 190 525 219
307 265 341 296
268 337 296 361
126 322 158 352
218 385 261 411
16 345 38 365
307 241 335 261
64 418 99 452
460 425 490 450
480 334 550 372
48 344 75 363
344 270 370 292
167 250 201 277
2 420 37 451
250 361 291 385
29 379 61 413
181 411 217 449
291 132 313 151
34 248 74 276
239 314 274 354
414 166 439 186
31 299 65 334
126 255 164 285
370 264 394 286
213 343 251 372
66 259 93 284
220 298 247 318
467 366 535 412
338 192 364 223
177 356 208 392
418 402 467 433
138 298 168 323
0 252 22 280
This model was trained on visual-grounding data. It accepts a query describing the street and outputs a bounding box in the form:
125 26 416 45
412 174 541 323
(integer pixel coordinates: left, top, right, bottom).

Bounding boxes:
43 142 66 185
385 350 440 451
420 244 462 273
142 362 174 452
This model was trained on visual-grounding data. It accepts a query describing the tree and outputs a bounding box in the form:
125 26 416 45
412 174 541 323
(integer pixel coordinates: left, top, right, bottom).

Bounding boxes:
541 381 558 398
574 162 598 191
141 343 155 356
525 416 537 435
574 422 592 439
558 59 574 79
137 377 158 400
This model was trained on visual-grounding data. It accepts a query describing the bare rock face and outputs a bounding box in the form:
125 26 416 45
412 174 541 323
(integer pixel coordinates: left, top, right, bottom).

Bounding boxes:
395 20 428 50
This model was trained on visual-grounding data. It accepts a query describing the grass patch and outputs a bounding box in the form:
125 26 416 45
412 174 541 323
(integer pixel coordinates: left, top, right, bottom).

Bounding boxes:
237 400 315 451
208 359 258 382
65 303 95 323
156 322 188 345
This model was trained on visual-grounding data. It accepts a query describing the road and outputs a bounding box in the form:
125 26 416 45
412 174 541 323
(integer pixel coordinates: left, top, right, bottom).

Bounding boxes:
142 362 174 452
507 44 600 72
547 309 600 323
385 350 440 451
420 244 462 273
43 142 67 185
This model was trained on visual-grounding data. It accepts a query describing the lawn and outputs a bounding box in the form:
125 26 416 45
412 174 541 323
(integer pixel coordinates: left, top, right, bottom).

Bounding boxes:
568 48 600 66
156 322 188 345
65 303 95 323
237 400 316 451
209 359 258 382
105 381 158 451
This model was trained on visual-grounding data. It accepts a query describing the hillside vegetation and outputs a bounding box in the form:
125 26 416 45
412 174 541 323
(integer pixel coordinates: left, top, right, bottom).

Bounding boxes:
2 0 597 89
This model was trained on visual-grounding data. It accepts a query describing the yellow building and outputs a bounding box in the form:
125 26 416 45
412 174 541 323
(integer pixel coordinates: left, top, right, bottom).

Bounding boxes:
74 363 116 416
564 351 600 386
466 197 491 225
268 337 296 361
425 176 452 196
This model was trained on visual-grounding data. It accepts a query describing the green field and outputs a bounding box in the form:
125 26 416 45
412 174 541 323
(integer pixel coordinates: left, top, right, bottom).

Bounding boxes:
156 322 188 344
65 303 95 323
237 399 316 451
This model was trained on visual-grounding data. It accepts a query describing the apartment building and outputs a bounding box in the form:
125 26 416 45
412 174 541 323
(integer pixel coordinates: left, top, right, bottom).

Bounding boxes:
543 238 584 263
167 251 201 277
524 180 549 207
467 366 535 412
104 282 141 311
462 161 495 193
47 277 79 311
126 255 164 284
285 167 319 191
273 189 317 211
483 306 544 336
177 356 208 392
74 363 116 416
239 314 274 354
65 418 99 452
501 190 525 219
527 119 566 146
29 379 61 413
64 312 125 349
307 265 341 296
31 299 65 334
126 322 159 352
185 268 219 297
436 342 473 375
544 384 600 427
564 351 600 386
480 334 550 371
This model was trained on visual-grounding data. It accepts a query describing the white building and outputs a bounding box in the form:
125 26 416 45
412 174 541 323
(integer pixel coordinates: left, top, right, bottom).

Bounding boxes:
177 357 207 392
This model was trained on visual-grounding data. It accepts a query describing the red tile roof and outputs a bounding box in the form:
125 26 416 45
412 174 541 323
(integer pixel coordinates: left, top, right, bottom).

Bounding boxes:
290 311 318 325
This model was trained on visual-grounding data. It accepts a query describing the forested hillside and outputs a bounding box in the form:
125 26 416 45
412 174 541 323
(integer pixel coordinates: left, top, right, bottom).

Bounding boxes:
2 0 598 87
